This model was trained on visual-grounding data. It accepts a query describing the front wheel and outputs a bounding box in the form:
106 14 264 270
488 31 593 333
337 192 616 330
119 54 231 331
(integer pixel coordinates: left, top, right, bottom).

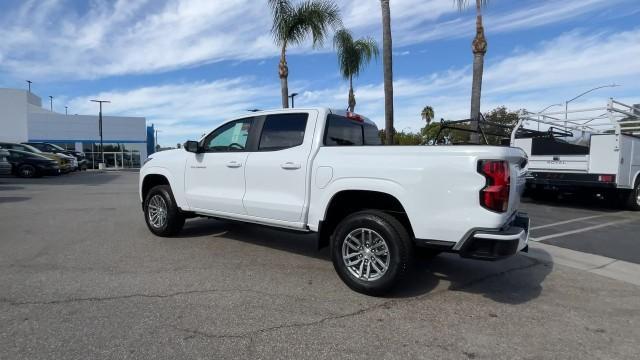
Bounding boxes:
331 210 413 296
143 185 185 236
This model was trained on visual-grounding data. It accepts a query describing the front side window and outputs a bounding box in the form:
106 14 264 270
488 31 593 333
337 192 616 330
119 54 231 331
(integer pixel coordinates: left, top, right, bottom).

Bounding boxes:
203 118 252 152
259 113 308 150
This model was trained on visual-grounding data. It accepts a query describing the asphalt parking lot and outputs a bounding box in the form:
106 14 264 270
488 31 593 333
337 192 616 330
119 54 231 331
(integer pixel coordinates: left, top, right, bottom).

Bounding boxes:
1 172 639 359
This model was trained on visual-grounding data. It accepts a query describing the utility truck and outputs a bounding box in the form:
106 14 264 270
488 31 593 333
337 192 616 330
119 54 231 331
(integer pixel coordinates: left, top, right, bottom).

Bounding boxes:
140 108 529 295
512 99 640 210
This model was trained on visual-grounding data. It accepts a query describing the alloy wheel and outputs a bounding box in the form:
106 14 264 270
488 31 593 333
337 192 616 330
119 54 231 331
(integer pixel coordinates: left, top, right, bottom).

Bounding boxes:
148 194 168 228
342 228 390 281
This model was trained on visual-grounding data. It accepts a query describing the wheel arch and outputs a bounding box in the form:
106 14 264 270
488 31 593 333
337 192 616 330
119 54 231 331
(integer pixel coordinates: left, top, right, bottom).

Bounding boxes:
141 169 173 204
317 189 414 249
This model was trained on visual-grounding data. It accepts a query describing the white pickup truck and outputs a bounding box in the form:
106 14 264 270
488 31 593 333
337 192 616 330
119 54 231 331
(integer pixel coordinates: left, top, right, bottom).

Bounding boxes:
140 108 530 295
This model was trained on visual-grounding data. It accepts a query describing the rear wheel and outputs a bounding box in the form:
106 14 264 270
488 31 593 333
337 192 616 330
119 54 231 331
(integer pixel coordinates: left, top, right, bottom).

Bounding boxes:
625 182 640 211
331 210 413 296
17 164 37 178
144 185 185 236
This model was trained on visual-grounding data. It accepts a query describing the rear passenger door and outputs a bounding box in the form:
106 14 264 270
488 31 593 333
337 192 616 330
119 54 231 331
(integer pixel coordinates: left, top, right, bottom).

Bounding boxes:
243 111 317 223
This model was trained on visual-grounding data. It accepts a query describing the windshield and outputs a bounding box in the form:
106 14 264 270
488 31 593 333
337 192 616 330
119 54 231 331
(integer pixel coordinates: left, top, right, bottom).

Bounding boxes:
47 143 66 151
21 144 44 153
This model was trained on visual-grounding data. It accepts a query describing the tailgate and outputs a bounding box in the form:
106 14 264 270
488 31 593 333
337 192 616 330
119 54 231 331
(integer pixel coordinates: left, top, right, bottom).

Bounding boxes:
505 148 528 214
528 155 589 172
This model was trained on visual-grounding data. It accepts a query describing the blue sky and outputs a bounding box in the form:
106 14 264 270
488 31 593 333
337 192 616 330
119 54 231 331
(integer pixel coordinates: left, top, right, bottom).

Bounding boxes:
1 0 639 146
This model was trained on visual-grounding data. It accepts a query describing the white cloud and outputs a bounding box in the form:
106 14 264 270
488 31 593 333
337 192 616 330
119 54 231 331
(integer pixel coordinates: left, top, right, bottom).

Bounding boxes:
0 0 632 80
62 27 640 146
298 28 640 133
65 77 281 143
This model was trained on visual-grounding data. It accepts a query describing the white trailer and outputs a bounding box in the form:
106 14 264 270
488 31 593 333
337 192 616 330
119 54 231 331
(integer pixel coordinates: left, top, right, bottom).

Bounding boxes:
511 99 640 210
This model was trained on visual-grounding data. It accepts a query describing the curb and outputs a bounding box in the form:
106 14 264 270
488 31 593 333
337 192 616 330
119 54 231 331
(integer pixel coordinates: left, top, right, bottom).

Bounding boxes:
524 242 640 287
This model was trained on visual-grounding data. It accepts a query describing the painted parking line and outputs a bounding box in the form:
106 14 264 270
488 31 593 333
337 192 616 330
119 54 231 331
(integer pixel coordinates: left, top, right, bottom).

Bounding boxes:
530 214 616 230
530 219 634 242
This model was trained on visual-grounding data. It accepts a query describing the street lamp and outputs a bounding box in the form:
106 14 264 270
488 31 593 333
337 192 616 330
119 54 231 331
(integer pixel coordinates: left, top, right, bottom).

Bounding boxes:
289 92 299 108
565 84 621 126
90 99 111 167
65 106 68 115
49 96 53 111
536 103 563 114
26 80 32 93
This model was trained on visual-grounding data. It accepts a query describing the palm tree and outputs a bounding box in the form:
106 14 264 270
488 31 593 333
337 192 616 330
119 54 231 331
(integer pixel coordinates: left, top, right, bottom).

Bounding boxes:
333 29 379 112
268 0 342 108
455 0 488 144
380 0 394 145
421 105 434 126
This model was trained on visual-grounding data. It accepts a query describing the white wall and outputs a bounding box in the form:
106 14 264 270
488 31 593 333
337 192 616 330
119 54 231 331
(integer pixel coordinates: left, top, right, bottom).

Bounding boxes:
27 113 146 142
0 88 30 142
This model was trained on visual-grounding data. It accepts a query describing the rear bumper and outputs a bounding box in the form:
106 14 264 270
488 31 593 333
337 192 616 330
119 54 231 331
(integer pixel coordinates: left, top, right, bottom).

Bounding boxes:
527 172 617 189
458 212 529 260
416 212 530 261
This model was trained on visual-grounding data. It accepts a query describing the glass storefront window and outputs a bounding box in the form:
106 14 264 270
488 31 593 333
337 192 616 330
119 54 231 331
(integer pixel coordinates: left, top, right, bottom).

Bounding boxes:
81 142 144 169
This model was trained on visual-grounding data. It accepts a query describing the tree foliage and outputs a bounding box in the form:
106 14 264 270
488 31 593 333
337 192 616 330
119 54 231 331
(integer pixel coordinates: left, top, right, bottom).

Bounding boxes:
268 0 342 49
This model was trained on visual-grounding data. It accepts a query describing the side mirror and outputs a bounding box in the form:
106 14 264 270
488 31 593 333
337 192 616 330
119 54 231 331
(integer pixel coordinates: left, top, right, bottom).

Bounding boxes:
184 140 200 153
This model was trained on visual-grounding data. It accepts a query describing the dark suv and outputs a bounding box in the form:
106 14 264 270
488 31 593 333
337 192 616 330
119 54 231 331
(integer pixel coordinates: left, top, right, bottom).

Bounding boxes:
23 142 87 171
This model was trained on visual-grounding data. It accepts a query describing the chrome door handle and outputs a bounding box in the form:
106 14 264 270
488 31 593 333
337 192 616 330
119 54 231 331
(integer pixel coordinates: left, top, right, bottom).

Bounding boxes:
226 161 242 168
281 162 301 170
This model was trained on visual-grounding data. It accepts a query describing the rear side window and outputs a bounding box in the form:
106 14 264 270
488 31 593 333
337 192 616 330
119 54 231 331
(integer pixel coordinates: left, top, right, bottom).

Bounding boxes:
324 115 381 146
259 113 308 150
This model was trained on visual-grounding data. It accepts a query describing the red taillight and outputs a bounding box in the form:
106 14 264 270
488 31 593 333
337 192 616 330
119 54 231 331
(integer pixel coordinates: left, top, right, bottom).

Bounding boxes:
598 174 615 183
478 160 510 213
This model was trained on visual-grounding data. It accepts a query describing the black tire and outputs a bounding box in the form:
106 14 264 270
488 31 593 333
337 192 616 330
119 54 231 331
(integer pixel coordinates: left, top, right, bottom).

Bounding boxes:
143 185 185 236
331 210 413 296
415 247 442 259
17 164 37 178
625 182 640 211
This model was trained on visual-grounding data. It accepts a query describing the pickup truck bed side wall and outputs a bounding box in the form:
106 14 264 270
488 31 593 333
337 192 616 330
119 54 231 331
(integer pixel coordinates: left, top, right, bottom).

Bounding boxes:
308 146 524 243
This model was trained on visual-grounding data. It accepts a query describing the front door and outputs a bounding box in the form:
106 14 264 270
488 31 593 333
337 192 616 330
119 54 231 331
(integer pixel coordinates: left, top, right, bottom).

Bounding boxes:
185 118 254 214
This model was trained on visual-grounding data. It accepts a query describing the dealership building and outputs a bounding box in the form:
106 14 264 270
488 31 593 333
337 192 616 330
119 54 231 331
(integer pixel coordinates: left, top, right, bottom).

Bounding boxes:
0 88 149 168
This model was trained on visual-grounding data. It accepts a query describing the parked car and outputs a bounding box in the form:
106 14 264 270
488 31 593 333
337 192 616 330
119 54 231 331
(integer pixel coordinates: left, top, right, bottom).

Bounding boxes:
5 149 60 178
0 142 72 173
140 108 530 295
23 142 87 171
0 149 12 176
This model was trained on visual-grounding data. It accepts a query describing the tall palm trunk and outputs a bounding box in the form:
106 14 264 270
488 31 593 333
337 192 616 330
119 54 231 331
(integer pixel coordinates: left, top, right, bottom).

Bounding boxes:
380 0 394 145
348 75 355 112
279 45 290 108
469 0 486 144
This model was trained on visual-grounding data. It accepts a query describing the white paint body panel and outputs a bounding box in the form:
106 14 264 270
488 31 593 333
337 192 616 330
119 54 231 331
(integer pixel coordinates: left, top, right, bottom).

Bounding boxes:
140 108 528 245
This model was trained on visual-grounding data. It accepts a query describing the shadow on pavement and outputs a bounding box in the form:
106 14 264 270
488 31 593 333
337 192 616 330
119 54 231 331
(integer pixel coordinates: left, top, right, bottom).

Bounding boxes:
1 172 122 186
179 217 552 304
522 192 624 212
0 196 31 204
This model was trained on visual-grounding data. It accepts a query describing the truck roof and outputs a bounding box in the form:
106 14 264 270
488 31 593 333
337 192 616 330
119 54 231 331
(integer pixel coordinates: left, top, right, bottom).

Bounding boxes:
241 107 376 127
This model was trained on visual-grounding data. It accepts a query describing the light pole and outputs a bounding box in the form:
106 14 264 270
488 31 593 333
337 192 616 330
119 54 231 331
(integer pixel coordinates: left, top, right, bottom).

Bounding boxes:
288 92 299 108
564 84 620 127
49 96 53 111
90 99 111 166
537 103 563 114
535 104 562 131
26 80 32 92
65 106 68 115
155 129 162 151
